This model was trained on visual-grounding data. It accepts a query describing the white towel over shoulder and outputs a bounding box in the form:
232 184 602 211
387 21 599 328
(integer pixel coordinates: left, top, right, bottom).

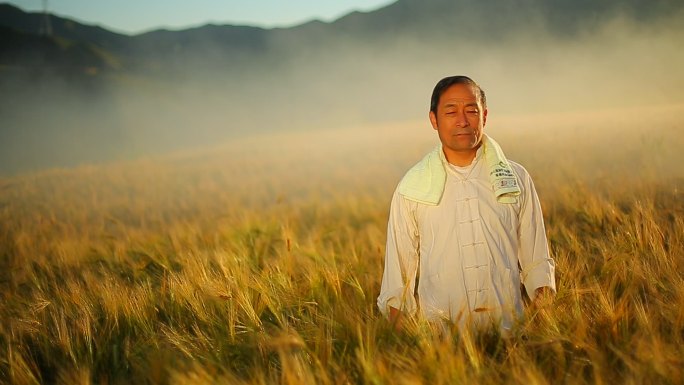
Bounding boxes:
398 134 520 205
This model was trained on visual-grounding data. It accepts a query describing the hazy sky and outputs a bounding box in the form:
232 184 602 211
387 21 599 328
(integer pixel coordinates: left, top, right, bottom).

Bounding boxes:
7 0 397 34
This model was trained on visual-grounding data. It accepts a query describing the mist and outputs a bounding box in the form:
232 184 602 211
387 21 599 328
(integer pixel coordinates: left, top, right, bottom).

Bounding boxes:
1 4 683 177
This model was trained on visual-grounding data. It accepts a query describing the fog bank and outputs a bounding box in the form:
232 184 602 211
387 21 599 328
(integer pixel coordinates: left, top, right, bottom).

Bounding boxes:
1 8 683 176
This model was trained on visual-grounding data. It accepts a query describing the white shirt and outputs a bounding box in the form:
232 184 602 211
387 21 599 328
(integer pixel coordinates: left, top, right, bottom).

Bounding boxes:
377 147 556 333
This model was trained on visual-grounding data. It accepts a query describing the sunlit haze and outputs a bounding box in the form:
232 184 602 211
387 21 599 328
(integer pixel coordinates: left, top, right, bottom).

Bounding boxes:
1 1 684 175
2 2 684 382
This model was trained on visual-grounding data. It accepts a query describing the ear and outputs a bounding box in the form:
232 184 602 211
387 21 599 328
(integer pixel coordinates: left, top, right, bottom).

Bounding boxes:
429 111 438 130
483 108 488 127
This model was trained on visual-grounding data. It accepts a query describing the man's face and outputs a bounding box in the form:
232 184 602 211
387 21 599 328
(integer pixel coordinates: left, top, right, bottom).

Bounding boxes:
429 83 487 159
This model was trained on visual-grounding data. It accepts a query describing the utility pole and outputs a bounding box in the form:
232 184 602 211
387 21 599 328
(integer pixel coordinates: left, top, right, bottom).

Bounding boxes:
41 0 53 36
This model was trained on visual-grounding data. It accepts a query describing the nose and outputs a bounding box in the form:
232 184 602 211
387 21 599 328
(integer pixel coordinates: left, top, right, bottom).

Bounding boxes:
455 111 469 127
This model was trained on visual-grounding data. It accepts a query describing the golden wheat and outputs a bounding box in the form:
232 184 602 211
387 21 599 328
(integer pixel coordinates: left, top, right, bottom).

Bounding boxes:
1 107 683 384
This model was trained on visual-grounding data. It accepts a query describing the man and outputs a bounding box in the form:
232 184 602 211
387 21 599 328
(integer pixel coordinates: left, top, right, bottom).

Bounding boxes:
377 75 556 334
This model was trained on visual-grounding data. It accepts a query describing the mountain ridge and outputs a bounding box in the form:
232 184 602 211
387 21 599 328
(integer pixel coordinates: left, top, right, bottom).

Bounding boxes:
3 0 683 74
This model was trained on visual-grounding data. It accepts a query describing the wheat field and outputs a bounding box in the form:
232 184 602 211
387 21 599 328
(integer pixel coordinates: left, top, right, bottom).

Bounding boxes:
1 105 683 384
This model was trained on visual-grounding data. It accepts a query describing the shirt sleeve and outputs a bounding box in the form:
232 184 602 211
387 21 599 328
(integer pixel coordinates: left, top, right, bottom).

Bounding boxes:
377 189 420 318
516 167 556 300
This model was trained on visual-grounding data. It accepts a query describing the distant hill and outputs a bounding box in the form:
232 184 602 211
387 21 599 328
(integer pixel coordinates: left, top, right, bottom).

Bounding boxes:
2 0 683 74
0 3 128 49
0 26 120 73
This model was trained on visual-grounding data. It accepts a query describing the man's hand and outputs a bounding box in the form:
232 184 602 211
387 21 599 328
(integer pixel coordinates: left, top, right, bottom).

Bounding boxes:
532 286 555 308
389 306 404 331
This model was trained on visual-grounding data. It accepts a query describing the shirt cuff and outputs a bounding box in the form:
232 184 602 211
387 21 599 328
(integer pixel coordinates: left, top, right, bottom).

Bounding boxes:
377 292 417 318
522 260 556 300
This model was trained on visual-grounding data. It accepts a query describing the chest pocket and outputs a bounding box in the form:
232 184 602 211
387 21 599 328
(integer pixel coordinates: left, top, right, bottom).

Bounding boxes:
493 198 520 231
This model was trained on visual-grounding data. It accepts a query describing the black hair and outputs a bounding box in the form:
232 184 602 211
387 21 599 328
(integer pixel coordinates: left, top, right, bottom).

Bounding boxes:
429 75 487 113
